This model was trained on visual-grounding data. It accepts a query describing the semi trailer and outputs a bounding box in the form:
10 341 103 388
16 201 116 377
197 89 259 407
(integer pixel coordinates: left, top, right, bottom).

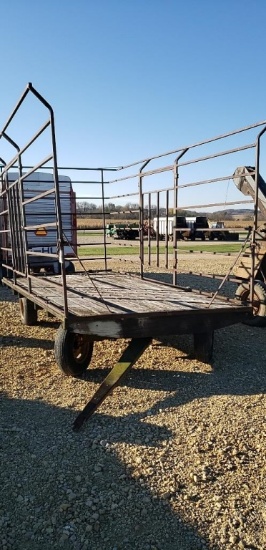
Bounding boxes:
0 171 77 277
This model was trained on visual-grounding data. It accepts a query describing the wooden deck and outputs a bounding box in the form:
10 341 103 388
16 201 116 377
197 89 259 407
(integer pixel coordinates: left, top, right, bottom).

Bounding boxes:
7 272 251 339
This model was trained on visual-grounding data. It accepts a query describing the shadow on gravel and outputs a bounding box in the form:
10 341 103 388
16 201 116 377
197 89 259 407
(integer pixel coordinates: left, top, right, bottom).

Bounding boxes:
82 323 265 418
0 335 54 349
144 271 237 297
0 393 215 550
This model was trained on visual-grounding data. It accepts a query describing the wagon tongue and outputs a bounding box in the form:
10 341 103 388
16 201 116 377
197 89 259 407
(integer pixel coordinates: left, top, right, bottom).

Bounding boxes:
73 338 151 431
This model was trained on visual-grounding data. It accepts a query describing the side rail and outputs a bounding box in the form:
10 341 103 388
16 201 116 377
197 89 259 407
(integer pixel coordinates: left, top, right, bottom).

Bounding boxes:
0 83 68 317
106 121 266 295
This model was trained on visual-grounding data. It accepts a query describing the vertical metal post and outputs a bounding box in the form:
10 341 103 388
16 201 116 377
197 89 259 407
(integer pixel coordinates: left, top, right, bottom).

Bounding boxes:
165 190 169 269
2 133 27 281
27 83 69 319
156 191 160 268
101 169 107 271
139 160 150 279
251 127 266 305
50 113 68 318
17 154 31 289
148 192 151 265
7 181 17 281
173 149 188 286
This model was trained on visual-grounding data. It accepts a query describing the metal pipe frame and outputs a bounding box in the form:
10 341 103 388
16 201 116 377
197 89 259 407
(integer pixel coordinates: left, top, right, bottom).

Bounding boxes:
1 83 266 322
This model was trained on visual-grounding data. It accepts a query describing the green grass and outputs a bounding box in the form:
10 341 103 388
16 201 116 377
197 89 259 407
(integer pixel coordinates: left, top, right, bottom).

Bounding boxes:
77 230 103 236
78 242 244 256
176 243 244 254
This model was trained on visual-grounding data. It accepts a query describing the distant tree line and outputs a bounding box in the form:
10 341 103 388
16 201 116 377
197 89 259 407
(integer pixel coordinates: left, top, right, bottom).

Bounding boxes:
77 201 257 223
77 201 168 220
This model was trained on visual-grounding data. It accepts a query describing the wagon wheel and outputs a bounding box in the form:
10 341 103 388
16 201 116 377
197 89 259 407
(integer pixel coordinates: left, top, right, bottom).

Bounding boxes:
19 297 38 326
54 326 94 377
235 280 266 327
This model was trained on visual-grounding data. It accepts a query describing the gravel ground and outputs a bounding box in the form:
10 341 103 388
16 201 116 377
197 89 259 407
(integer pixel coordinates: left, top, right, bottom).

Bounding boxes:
0 255 265 550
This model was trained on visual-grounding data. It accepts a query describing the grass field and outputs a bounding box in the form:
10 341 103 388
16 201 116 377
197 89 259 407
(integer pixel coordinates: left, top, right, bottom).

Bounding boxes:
78 242 244 256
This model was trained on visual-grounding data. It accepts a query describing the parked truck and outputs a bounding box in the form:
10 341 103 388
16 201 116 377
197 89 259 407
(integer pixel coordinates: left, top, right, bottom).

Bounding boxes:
153 215 209 240
208 221 239 241
105 223 139 240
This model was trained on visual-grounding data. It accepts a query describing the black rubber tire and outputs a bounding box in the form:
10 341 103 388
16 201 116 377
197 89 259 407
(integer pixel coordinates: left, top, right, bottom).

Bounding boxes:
65 261 75 274
19 297 38 326
235 280 266 327
54 326 94 377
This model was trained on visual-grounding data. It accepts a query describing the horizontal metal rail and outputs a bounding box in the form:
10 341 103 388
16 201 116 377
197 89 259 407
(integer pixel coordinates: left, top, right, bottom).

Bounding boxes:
26 251 59 258
111 120 266 171
177 172 255 190
23 221 58 230
0 123 51 176
22 187 56 206
177 199 253 211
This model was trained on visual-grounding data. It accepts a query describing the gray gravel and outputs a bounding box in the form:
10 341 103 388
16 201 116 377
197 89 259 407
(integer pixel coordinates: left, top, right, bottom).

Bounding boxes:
0 256 265 550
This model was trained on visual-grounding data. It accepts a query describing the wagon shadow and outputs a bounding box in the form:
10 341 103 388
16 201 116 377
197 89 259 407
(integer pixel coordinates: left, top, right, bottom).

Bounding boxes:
0 393 215 550
144 271 237 297
83 323 266 416
0 335 54 349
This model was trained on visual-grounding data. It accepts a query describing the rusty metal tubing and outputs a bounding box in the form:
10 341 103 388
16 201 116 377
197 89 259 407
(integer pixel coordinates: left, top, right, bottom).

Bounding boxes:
107 190 139 200
250 125 266 305
139 159 150 278
0 84 32 136
177 173 246 190
156 192 160 268
173 148 189 286
26 83 69 319
165 190 169 269
177 143 255 169
109 120 266 174
108 164 173 185
148 193 152 265
1 132 20 155
17 190 26 274
9 185 18 270
101 169 108 271
18 153 53 182
1 131 52 181
179 199 252 211
108 173 238 198
10 120 266 176
26 251 59 258
2 154 53 192
208 228 252 307
3 152 26 277
107 143 256 186
24 221 57 230
17 153 29 279
0 134 22 277
22 187 56 206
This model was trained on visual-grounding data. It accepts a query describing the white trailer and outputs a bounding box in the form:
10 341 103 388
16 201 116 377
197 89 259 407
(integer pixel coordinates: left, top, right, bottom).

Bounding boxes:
0 171 77 274
153 215 209 240
153 216 175 239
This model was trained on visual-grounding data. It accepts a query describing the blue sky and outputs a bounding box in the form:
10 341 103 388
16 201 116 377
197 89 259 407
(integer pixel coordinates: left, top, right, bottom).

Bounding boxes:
1 0 266 208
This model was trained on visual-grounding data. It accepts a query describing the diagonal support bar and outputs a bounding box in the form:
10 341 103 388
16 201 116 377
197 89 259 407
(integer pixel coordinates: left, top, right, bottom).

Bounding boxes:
73 337 152 431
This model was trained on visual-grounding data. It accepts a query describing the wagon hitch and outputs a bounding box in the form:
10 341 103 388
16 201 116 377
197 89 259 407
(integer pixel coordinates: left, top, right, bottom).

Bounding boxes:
73 337 152 431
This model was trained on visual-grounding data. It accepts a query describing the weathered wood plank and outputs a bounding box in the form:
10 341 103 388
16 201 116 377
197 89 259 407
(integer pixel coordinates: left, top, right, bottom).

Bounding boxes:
16 272 249 322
